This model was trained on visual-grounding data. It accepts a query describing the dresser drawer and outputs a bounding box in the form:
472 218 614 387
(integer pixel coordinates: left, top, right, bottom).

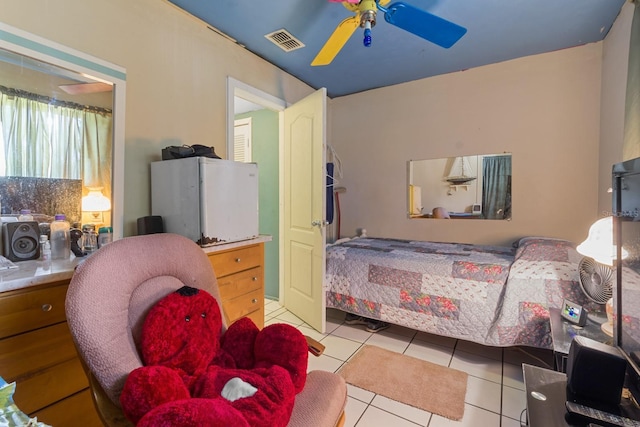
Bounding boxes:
218 266 263 301
0 282 69 339
34 388 102 427
209 245 262 277
0 322 78 381
222 288 264 326
14 357 88 414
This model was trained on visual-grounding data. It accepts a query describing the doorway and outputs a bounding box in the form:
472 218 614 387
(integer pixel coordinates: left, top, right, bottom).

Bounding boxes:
227 78 285 302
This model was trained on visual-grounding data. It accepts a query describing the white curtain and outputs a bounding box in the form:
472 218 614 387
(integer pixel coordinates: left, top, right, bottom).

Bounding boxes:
0 89 112 197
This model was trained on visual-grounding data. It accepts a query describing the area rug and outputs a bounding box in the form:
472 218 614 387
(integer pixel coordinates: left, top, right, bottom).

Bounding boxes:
337 345 468 421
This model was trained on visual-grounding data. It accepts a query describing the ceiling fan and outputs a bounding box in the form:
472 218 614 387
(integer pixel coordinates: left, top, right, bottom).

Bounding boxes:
312 0 467 66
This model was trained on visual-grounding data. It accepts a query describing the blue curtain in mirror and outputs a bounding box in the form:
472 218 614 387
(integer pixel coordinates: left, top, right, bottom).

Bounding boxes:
482 155 512 219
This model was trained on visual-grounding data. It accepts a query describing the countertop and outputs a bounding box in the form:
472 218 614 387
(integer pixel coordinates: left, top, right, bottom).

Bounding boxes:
0 235 272 294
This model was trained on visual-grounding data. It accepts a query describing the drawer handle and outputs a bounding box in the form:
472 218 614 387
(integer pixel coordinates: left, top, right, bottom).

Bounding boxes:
235 258 241 263
251 298 258 304
42 304 53 312
252 277 258 281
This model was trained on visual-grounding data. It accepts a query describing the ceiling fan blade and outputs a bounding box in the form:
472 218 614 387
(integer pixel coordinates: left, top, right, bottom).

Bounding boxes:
382 2 466 49
311 15 360 66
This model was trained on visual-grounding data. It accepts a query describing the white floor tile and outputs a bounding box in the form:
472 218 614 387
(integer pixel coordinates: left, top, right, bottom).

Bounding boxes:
455 340 503 362
355 405 423 427
464 375 502 413
268 306 288 317
325 317 343 334
370 395 432 426
263 299 281 314
385 323 419 339
344 397 368 427
296 324 326 342
332 324 374 343
414 331 457 348
307 353 344 373
449 350 503 384
502 362 525 391
428 403 501 427
404 340 454 367
501 385 527 421
274 310 305 326
321 335 363 361
364 330 412 354
503 346 553 369
346 384 375 404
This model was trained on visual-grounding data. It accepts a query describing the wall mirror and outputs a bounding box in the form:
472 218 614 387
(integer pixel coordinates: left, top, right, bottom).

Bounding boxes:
408 153 512 220
0 22 126 239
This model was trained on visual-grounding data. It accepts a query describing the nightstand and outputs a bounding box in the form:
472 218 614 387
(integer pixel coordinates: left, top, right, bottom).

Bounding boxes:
549 307 612 372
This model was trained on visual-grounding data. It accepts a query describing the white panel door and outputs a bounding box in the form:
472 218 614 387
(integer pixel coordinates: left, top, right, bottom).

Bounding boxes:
283 88 327 333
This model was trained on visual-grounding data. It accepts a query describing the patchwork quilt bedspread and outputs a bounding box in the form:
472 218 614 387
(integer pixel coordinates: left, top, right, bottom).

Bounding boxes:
325 236 598 349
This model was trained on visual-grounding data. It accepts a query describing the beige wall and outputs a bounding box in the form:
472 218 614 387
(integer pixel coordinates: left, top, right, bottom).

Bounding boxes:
331 44 604 245
0 0 315 236
0 1 633 245
599 2 635 218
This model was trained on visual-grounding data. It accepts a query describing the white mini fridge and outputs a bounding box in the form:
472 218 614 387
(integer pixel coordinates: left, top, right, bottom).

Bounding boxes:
151 157 259 246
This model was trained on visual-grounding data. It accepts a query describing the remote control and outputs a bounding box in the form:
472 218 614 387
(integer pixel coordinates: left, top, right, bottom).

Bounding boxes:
566 401 640 427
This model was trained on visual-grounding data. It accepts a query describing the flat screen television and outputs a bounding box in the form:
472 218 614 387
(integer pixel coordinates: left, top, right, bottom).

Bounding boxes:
612 157 640 407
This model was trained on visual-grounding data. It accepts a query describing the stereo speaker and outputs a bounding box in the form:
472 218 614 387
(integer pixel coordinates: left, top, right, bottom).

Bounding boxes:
2 221 40 262
137 216 164 235
566 336 627 406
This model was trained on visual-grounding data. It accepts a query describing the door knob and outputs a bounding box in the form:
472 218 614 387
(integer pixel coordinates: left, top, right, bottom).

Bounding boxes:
311 220 328 227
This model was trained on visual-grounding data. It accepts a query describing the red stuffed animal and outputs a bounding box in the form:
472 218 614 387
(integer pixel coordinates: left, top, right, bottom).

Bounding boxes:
120 286 308 427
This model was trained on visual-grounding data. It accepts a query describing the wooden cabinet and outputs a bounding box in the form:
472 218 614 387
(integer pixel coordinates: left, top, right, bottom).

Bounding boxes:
207 243 265 329
0 280 101 427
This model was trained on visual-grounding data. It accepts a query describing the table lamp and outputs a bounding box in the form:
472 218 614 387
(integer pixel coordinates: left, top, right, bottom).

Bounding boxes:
81 187 111 225
576 216 627 336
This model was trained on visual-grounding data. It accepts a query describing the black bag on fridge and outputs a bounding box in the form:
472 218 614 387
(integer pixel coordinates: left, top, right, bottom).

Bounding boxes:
161 144 221 160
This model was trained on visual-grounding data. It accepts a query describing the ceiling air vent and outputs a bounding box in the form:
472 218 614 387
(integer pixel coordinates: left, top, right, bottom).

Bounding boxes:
265 29 305 52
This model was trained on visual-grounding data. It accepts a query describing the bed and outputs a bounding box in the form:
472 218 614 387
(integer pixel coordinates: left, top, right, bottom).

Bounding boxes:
325 236 600 350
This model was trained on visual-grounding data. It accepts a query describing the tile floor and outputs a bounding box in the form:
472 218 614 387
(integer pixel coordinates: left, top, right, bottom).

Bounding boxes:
265 299 555 427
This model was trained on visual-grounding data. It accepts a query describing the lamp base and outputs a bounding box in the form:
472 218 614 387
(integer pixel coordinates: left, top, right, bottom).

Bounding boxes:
601 321 614 337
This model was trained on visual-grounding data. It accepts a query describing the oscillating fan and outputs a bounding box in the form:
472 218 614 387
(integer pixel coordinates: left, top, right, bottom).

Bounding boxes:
576 217 624 305
312 0 467 66
578 257 614 304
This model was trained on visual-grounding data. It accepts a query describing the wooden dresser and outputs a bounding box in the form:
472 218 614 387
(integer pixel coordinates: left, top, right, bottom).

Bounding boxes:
207 241 265 329
0 237 267 426
0 278 102 426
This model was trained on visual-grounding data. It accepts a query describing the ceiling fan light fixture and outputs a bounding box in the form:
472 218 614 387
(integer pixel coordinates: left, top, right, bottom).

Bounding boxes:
360 10 377 28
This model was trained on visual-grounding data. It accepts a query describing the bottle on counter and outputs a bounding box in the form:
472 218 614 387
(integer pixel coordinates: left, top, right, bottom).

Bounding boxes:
18 209 34 221
97 226 113 248
81 224 98 255
50 214 71 260
40 235 51 262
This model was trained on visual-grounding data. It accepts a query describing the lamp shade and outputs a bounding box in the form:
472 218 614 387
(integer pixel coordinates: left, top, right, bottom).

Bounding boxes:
82 188 111 212
576 217 627 266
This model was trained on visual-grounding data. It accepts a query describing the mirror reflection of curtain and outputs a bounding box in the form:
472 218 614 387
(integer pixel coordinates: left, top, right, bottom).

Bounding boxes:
83 112 113 199
482 155 512 219
623 2 640 160
0 87 112 198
